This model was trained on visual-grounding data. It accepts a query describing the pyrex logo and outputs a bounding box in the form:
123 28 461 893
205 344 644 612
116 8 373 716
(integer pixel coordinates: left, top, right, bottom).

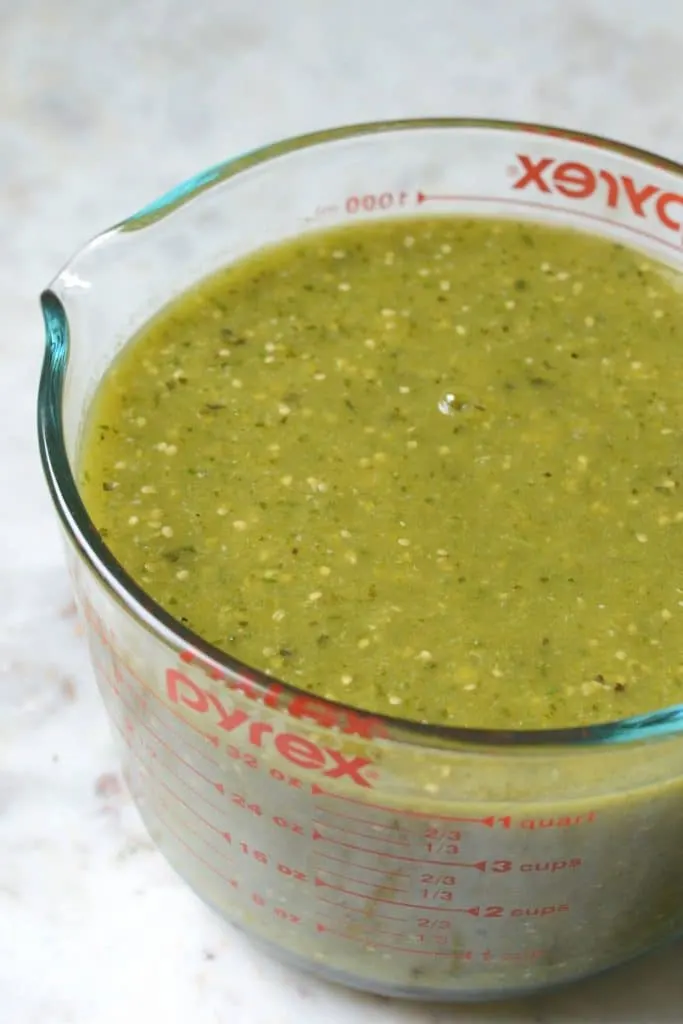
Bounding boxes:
167 669 376 788
511 155 683 238
178 649 388 740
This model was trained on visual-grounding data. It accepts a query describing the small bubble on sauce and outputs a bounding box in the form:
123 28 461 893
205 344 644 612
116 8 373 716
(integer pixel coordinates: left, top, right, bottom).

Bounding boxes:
438 393 459 415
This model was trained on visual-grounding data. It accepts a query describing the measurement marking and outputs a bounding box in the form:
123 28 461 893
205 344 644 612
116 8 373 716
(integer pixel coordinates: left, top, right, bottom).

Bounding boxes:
153 800 239 889
416 192 683 254
111 680 224 791
315 879 479 915
317 926 471 958
312 819 409 846
315 869 409 894
313 831 486 868
110 709 150 758
108 691 225 801
439 860 487 873
110 714 228 822
312 806 407 832
156 776 227 839
98 655 219 770
156 793 233 863
132 679 223 762
93 640 223 764
143 743 228 810
314 790 496 826
314 914 409 941
152 745 225 805
315 895 409 924
311 850 409 879
136 691 223 768
417 192 464 203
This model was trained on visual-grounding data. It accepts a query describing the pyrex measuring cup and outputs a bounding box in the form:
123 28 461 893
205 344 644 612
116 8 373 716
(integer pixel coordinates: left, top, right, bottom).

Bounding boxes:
38 119 683 1001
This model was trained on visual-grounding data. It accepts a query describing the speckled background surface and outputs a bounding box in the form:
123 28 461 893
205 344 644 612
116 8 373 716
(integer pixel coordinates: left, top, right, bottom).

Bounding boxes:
4 1 683 1021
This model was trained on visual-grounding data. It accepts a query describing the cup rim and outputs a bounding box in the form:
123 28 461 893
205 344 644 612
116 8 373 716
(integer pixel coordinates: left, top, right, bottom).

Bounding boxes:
37 116 683 751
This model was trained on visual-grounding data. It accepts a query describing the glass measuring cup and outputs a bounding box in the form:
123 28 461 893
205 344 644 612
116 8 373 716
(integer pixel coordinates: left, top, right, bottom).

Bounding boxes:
38 119 683 1001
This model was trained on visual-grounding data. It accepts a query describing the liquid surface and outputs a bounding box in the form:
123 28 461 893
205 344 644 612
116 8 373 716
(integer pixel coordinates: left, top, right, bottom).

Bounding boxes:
80 216 683 729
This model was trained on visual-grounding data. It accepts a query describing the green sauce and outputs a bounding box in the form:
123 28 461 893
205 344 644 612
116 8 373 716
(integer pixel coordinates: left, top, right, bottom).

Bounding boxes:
80 216 683 729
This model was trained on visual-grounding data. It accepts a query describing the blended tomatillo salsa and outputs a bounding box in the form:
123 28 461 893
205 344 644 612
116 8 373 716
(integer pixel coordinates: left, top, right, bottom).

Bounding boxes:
75 214 683 998
81 216 683 730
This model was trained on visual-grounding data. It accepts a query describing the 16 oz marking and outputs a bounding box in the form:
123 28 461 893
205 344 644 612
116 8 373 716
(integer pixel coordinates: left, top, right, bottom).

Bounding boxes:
222 835 307 880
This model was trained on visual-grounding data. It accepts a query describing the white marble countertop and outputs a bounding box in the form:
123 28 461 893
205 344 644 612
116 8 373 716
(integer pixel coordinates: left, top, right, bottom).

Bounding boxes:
4 0 683 1020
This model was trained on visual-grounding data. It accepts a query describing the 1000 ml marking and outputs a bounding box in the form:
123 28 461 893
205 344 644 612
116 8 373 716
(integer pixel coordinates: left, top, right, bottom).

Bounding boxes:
345 191 410 214
308 191 413 222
